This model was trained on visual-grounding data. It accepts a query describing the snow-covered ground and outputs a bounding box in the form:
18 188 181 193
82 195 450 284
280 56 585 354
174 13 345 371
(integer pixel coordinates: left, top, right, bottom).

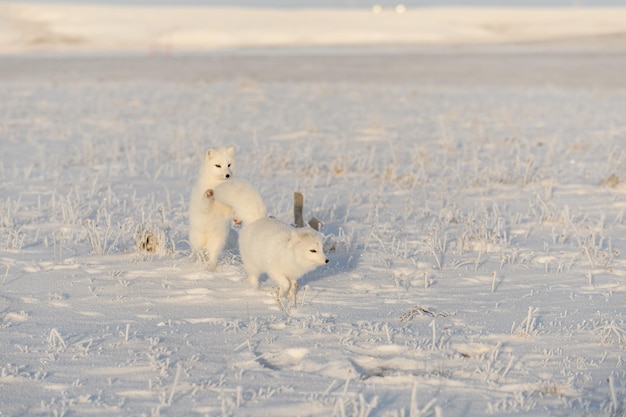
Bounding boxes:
1 5 626 417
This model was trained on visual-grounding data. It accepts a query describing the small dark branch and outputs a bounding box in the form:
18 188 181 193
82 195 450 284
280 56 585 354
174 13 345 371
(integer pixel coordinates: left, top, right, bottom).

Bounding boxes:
294 192 304 227
308 217 323 231
400 306 452 322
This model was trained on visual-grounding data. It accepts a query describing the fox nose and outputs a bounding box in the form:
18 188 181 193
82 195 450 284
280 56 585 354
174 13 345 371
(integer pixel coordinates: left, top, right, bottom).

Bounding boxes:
325 258 329 264
225 173 230 178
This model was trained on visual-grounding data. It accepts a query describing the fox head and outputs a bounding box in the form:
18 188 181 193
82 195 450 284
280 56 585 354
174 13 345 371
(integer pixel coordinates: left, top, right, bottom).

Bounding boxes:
204 146 235 183
290 228 329 268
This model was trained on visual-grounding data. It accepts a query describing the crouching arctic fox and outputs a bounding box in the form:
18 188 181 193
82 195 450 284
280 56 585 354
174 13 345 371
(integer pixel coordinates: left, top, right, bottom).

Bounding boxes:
188 146 235 270
211 177 329 298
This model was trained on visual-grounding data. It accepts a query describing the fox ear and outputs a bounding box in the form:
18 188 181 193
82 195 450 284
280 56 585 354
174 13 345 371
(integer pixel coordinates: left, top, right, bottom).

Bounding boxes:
205 148 215 160
226 146 235 157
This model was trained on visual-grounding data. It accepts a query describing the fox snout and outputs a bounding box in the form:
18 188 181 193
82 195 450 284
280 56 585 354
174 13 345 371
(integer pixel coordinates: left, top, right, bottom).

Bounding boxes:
225 173 231 179
325 258 329 263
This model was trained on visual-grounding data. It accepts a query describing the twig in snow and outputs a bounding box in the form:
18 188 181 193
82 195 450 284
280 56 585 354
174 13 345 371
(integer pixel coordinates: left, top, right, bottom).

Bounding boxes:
1 265 8 288
431 319 437 350
514 306 538 337
294 192 304 228
167 363 182 406
608 375 618 412
294 191 323 231
48 328 67 350
426 244 442 270
299 285 307 308
274 287 285 312
308 217 323 231
409 382 418 417
322 380 337 397
400 306 452 322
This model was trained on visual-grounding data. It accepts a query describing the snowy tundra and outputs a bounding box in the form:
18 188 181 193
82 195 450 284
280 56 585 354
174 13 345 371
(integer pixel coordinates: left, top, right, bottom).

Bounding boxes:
0 50 625 417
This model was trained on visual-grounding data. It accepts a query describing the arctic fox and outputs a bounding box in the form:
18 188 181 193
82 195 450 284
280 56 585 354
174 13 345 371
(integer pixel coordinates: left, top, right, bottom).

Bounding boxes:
188 146 235 270
239 218 329 299
209 177 327 298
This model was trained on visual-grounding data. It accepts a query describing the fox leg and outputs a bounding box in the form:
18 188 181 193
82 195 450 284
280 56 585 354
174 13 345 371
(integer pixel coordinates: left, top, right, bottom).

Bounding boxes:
268 274 291 299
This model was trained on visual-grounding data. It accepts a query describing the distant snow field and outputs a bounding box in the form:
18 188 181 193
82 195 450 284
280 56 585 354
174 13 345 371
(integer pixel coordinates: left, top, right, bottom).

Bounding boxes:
1 3 626 52
1 4 626 417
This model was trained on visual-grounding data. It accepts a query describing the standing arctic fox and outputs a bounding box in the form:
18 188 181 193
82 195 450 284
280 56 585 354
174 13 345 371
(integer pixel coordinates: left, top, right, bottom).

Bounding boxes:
188 146 235 270
239 218 329 299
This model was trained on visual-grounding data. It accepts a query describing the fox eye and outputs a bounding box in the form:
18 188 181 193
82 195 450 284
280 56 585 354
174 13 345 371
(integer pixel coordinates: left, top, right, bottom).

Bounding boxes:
215 164 221 168
228 163 231 167
310 249 317 253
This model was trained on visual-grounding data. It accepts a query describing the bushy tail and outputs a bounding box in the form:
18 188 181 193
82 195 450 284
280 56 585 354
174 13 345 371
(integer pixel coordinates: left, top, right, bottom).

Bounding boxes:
213 179 267 225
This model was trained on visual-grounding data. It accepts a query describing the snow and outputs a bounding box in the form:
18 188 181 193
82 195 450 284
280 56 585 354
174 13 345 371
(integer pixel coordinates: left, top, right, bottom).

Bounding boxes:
1 3 626 53
1 4 626 417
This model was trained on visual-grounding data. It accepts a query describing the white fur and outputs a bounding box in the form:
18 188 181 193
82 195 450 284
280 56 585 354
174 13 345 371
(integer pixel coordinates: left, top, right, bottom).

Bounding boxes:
212 179 267 225
188 146 235 270
239 217 329 299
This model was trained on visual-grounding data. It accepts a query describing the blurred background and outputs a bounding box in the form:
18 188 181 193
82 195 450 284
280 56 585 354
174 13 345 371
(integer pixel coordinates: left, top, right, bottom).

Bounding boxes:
8 0 626 6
